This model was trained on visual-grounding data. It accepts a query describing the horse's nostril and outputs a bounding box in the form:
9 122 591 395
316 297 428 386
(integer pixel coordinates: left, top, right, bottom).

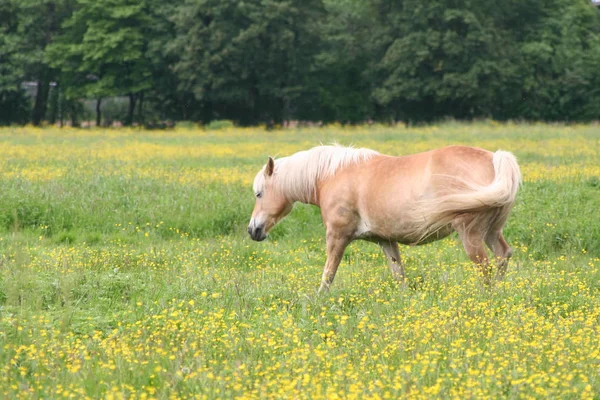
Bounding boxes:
248 225 266 241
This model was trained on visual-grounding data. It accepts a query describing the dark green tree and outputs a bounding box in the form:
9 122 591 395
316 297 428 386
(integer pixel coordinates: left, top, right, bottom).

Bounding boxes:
0 0 29 125
511 0 600 120
308 0 377 123
8 0 75 125
141 1 190 125
369 0 515 123
49 0 163 126
3 0 600 126
171 0 326 126
368 0 600 122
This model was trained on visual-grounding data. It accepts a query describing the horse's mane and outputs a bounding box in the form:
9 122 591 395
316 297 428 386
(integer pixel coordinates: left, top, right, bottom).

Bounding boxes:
254 145 379 203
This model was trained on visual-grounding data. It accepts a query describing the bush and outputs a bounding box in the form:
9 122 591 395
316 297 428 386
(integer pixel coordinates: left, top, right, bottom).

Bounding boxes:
175 120 198 129
205 120 234 130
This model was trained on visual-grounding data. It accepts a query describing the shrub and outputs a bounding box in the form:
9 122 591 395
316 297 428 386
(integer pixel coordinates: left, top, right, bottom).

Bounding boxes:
205 120 234 130
175 120 198 130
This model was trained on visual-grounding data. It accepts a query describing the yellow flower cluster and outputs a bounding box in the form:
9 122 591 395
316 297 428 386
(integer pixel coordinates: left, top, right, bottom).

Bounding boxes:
1 239 599 398
1 123 598 184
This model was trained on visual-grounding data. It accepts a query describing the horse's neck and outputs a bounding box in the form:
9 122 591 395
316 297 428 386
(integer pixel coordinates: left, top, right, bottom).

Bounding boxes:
300 177 324 207
276 169 321 206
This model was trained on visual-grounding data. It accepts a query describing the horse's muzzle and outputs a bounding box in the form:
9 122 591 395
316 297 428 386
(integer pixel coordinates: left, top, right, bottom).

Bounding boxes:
248 225 267 242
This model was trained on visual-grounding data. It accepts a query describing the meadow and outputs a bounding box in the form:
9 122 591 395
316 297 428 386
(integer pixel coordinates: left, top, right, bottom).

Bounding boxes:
0 122 599 399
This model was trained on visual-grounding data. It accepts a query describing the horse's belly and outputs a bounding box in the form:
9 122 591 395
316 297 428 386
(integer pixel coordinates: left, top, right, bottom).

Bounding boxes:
355 218 454 245
396 225 455 245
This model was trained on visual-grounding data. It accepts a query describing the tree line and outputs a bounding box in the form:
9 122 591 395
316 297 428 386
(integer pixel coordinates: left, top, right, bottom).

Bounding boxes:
1 0 600 127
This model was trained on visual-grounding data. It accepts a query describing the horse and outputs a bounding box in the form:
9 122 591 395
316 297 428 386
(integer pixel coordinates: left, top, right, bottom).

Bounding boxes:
247 145 521 292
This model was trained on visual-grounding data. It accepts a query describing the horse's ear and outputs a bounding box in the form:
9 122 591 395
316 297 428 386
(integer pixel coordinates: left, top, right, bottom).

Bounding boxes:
265 157 275 177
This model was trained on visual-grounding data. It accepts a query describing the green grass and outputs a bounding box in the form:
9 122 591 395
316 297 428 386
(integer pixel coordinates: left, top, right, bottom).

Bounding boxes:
0 123 599 399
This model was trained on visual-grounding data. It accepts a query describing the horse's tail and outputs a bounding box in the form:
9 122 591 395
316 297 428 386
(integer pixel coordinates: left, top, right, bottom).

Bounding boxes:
410 150 521 243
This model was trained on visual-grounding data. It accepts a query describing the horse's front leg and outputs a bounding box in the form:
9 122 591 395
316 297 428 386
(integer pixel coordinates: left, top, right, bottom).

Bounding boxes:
318 230 350 293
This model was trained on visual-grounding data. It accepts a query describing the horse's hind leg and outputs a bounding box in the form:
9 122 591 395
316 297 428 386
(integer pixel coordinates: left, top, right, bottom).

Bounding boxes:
379 241 407 284
454 218 491 284
485 231 513 280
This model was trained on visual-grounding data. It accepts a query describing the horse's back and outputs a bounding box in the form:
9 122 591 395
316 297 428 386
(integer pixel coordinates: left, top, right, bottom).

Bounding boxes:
427 146 496 192
349 146 499 242
359 145 494 198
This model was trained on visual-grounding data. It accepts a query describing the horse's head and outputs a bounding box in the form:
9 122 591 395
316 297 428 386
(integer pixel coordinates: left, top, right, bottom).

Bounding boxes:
248 157 293 241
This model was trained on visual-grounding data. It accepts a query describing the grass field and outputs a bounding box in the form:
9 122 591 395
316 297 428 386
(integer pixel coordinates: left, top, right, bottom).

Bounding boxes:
1 122 599 399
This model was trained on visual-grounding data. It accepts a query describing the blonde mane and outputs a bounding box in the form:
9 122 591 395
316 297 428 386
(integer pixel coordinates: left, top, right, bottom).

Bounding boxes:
253 145 379 203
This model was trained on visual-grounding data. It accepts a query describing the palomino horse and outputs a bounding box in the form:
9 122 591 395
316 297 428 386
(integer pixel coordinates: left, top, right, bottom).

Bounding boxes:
248 145 521 292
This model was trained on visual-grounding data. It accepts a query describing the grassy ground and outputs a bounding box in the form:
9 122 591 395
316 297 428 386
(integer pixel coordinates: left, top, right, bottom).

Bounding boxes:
1 122 599 399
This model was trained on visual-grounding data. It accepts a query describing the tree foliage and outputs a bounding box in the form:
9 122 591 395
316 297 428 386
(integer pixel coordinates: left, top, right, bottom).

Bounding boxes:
170 0 325 125
0 0 28 124
1 0 600 126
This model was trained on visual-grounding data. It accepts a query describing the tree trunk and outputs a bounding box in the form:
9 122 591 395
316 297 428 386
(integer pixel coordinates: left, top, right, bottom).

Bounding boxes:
70 102 80 128
137 91 144 126
47 83 58 125
273 97 285 127
181 94 188 120
58 87 64 128
126 93 137 126
32 2 57 126
96 98 102 127
31 72 51 126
